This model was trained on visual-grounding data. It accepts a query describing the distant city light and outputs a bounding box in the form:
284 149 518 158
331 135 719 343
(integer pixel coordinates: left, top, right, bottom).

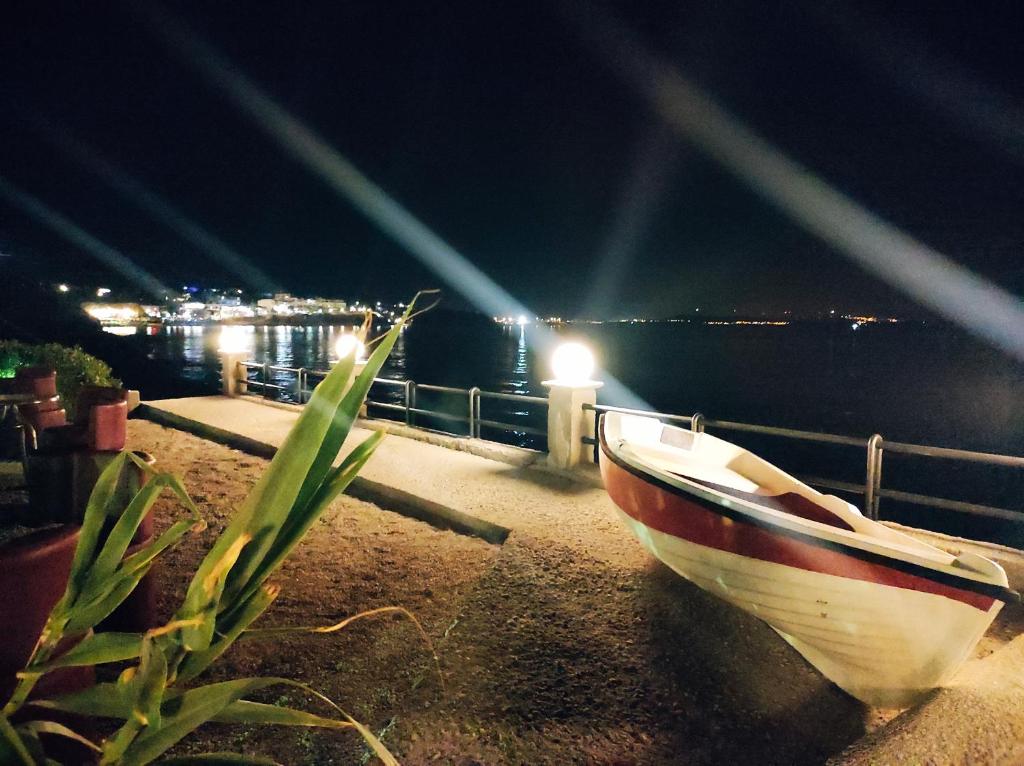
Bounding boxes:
852 322 861 330
96 287 111 297
517 314 529 326
83 303 140 322
551 342 596 384
102 325 138 337
57 283 69 293
335 333 366 361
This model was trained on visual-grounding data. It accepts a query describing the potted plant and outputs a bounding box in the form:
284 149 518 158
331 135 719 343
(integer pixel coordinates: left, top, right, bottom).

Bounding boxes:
0 294 435 764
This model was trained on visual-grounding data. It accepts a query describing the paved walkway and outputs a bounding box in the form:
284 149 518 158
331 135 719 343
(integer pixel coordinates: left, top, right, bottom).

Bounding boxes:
141 396 619 554
140 395 1024 764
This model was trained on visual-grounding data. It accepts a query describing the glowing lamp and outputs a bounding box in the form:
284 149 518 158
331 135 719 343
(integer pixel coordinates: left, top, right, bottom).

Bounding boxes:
57 284 69 293
550 342 595 385
218 325 249 354
334 333 366 361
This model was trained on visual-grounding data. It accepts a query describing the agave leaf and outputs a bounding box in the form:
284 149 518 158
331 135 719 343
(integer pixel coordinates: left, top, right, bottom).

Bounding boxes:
16 720 101 754
219 352 356 605
159 754 280 765
0 715 35 766
64 562 156 633
227 429 384 614
175 584 279 684
116 677 316 766
347 715 400 766
209 700 352 729
177 351 355 640
118 517 201 578
79 477 170 597
311 429 385 510
81 468 202 600
25 632 143 674
37 685 349 731
289 305 409 526
61 451 132 605
176 533 252 651
103 637 168 762
223 297 417 611
32 683 130 719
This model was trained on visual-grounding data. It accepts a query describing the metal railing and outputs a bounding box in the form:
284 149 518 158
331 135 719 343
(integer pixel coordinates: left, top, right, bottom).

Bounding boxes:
583 402 1024 524
239 361 547 446
239 359 1024 525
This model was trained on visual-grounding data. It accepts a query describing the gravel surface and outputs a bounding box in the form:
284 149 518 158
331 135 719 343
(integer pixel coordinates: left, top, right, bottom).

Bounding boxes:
128 419 1022 765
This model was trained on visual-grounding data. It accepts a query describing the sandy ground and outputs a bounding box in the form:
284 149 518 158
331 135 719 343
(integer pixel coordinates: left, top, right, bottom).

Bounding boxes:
126 420 1024 765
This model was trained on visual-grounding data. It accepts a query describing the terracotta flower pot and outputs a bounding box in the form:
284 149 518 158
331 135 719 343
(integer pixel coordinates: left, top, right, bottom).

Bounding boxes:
0 525 94 703
25 449 156 536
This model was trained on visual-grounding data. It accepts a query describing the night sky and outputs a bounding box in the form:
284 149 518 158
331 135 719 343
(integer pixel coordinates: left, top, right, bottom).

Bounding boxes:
2 1 1023 318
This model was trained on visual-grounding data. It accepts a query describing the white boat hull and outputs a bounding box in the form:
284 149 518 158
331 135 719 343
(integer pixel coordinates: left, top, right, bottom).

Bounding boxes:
615 507 1001 707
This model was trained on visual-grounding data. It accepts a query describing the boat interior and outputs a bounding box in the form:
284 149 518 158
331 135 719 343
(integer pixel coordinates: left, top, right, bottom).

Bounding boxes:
603 412 1009 581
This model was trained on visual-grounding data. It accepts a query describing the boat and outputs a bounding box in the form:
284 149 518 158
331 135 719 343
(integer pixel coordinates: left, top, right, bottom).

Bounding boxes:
598 411 1018 707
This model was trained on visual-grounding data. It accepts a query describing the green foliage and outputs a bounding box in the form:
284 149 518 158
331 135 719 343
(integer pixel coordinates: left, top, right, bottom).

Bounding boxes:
0 293 434 764
0 340 119 418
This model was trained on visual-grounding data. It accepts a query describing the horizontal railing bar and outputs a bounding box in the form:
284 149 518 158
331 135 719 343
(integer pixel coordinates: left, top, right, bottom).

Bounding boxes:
877 488 1024 522
371 377 406 386
478 391 548 405
585 403 694 427
244 380 286 391
365 400 407 412
796 475 866 495
267 364 298 372
705 419 868 447
407 407 470 424
882 441 1024 467
477 418 547 437
240 361 263 369
416 384 471 395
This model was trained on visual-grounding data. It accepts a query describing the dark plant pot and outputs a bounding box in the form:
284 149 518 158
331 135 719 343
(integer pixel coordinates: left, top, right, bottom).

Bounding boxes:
96 534 159 633
24 450 73 525
0 525 94 703
25 449 156 536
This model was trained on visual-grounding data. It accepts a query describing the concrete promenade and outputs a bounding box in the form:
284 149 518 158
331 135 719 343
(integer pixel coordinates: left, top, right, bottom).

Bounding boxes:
139 395 1024 765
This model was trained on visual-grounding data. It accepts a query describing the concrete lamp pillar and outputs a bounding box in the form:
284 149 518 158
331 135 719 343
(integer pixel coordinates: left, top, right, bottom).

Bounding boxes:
543 379 603 470
220 352 248 397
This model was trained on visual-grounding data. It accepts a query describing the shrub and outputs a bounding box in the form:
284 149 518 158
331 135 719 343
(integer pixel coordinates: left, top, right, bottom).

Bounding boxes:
0 340 120 418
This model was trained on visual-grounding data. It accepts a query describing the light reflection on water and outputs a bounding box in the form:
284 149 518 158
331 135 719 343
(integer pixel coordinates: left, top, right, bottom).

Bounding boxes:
146 320 546 446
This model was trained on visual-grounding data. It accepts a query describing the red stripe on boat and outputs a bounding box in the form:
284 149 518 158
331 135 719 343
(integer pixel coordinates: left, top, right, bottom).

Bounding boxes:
602 455 994 612
681 475 856 532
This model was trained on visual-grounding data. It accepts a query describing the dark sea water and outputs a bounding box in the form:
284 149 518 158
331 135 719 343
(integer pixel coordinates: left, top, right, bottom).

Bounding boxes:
125 317 1024 545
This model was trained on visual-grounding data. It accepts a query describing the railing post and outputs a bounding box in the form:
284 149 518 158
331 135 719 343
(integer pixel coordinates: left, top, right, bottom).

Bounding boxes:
404 380 416 426
865 434 884 520
219 352 248 397
468 387 480 438
691 412 705 433
542 378 603 470
296 367 305 404
592 406 600 462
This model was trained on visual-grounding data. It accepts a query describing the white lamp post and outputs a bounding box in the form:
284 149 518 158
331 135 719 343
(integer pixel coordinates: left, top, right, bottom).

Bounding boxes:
543 342 602 470
218 326 250 397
